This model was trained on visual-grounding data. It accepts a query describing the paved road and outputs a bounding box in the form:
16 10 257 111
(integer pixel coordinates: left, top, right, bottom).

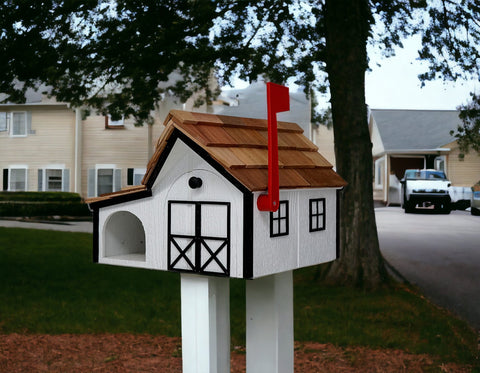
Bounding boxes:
376 207 480 329
0 219 93 233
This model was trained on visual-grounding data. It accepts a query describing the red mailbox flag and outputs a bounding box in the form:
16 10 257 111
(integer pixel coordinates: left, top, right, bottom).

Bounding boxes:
257 82 290 212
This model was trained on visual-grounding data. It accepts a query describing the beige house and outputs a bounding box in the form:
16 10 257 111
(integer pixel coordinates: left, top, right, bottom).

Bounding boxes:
0 88 201 198
1 82 315 199
212 80 313 139
310 109 480 205
312 123 336 167
370 109 480 205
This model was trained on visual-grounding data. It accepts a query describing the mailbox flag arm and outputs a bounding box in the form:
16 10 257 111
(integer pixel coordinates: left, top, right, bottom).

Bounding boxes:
257 82 290 212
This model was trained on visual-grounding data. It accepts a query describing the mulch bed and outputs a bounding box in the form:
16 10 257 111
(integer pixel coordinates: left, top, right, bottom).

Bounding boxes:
0 334 472 372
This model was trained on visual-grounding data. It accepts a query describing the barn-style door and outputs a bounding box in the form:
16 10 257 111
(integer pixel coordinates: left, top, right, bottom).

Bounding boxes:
168 201 230 276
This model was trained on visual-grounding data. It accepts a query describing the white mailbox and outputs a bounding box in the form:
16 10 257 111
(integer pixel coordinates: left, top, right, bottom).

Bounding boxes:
87 109 346 279
87 100 346 373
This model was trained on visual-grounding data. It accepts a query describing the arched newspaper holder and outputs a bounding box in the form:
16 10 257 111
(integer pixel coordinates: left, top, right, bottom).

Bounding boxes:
87 83 346 373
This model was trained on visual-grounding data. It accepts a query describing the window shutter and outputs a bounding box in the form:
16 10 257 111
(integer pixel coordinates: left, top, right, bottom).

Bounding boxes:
114 169 121 192
88 169 96 197
27 112 34 135
38 169 44 191
127 168 134 185
0 112 7 132
63 169 70 192
2 169 8 191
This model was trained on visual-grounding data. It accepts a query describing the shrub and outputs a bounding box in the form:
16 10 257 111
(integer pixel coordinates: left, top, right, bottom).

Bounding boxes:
0 191 82 202
0 192 91 218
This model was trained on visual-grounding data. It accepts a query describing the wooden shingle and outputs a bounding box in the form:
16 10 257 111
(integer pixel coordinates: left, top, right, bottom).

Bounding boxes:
88 110 346 202
152 110 346 191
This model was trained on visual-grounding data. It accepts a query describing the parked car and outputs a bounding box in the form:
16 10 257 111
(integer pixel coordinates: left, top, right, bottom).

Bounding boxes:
472 184 480 216
401 169 451 214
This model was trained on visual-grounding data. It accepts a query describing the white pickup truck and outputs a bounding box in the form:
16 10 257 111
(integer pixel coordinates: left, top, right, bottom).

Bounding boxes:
401 169 452 214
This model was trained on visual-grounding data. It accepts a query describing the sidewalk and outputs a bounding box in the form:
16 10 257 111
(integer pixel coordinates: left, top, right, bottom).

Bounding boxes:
0 219 93 233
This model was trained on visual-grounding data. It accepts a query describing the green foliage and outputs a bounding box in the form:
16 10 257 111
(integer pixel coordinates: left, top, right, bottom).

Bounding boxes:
452 93 480 157
417 1 480 84
0 192 90 217
213 1 480 94
0 192 82 202
0 228 181 336
0 202 91 218
0 1 218 125
2 1 479 123
313 106 333 129
294 268 477 364
2 0 480 287
0 228 477 365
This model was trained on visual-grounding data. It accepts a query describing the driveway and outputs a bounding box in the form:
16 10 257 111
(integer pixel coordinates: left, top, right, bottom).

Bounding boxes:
375 207 480 329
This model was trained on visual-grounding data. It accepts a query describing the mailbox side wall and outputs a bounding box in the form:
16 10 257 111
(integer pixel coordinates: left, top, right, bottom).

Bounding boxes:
252 188 338 278
98 139 245 277
98 198 154 269
157 140 245 278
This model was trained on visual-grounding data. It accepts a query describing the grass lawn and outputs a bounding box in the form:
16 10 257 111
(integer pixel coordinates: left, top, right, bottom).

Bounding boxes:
0 227 478 367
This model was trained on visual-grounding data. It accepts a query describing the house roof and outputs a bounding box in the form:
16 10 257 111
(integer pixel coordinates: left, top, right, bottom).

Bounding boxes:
87 110 346 205
371 109 460 152
0 83 53 105
213 80 311 138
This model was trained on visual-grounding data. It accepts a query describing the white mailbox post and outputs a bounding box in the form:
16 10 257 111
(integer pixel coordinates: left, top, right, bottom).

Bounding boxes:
87 87 346 372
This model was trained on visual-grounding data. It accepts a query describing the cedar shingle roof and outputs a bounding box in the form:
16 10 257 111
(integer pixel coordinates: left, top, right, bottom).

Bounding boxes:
85 185 148 204
144 110 346 191
87 110 346 204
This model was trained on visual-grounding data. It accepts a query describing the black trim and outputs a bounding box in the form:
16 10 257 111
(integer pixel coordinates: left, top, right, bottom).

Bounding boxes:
149 130 253 278
89 189 152 209
168 200 231 277
88 128 255 278
144 132 179 190
243 193 254 279
2 169 8 191
167 201 172 269
195 201 202 268
270 200 289 237
149 130 251 194
127 168 134 185
93 209 99 263
336 188 342 260
309 198 326 232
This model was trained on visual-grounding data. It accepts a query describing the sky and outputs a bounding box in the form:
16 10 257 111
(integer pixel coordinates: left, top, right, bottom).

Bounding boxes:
228 36 479 111
365 36 478 110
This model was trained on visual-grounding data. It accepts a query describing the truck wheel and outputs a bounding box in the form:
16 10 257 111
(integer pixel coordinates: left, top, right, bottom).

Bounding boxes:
472 207 480 216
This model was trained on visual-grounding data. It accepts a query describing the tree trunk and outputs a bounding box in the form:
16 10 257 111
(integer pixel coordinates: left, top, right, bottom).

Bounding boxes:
321 0 388 288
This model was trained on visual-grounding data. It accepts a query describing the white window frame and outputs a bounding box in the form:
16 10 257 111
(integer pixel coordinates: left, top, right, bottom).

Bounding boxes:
95 164 120 197
40 165 66 192
46 169 63 191
105 114 125 128
10 111 27 137
434 156 447 174
8 166 28 191
374 156 386 190
0 112 7 132
97 166 115 196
